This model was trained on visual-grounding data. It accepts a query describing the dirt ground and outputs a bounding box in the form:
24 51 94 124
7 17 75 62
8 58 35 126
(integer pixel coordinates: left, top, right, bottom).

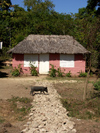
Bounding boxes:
54 81 100 133
0 77 36 133
72 118 100 133
0 75 100 132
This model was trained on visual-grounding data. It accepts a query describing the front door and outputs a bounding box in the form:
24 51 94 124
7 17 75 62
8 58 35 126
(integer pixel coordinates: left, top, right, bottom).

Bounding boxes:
39 54 49 74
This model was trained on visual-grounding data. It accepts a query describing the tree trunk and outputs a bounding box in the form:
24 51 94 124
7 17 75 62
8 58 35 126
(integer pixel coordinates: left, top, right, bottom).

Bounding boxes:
83 69 90 100
83 53 91 101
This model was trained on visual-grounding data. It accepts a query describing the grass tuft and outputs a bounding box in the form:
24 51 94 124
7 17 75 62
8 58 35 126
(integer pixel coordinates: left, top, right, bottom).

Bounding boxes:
7 96 32 121
0 116 5 123
55 81 100 121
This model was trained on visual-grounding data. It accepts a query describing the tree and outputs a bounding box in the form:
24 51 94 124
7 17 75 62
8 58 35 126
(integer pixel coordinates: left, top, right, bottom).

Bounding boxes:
0 0 12 11
23 0 55 12
75 8 88 19
73 7 100 70
87 0 100 15
0 0 12 47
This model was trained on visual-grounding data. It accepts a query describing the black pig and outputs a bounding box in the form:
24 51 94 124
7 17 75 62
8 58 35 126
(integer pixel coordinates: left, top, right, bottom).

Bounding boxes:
30 86 48 95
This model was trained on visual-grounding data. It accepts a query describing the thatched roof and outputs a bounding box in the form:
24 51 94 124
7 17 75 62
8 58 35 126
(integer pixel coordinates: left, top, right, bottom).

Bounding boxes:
8 35 90 54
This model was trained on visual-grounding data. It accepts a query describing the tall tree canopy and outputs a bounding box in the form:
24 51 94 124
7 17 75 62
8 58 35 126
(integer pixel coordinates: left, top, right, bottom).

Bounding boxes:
0 0 12 11
87 0 100 15
23 0 55 12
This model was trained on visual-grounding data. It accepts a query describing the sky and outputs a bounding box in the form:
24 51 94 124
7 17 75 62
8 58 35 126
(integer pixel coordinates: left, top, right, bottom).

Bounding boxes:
11 0 88 14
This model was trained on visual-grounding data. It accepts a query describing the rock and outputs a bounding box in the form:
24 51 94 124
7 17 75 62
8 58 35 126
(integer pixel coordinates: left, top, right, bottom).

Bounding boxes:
29 113 33 116
39 128 47 132
27 122 31 125
32 122 40 128
72 129 77 133
21 128 28 133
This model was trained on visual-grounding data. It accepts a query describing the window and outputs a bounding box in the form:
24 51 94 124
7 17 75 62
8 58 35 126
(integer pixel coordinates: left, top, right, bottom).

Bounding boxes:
24 54 38 67
60 54 74 67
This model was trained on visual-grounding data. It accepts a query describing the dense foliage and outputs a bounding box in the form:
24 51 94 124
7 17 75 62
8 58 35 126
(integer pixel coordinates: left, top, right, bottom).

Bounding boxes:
0 0 100 68
11 64 23 76
93 80 100 91
87 0 100 15
30 64 38 76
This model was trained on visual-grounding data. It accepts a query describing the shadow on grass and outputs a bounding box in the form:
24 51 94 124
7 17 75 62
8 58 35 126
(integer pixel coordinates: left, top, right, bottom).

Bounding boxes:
0 60 5 69
0 59 11 78
0 71 8 78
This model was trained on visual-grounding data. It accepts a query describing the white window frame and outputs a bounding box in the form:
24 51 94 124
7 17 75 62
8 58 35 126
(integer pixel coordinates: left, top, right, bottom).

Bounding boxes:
24 54 38 67
60 54 74 68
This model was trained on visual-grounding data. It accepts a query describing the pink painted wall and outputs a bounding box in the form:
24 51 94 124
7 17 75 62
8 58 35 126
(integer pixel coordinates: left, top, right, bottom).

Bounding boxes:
13 54 39 74
13 54 24 68
49 54 85 76
49 53 60 69
13 53 85 75
60 54 85 75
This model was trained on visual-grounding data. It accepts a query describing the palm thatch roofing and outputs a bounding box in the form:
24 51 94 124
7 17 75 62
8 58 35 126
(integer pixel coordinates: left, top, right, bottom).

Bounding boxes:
8 35 90 54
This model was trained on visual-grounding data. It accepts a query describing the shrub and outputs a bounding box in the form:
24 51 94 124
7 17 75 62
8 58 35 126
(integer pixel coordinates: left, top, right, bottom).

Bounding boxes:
49 64 57 77
30 64 38 76
78 71 87 77
11 64 22 77
57 68 64 77
93 80 100 91
66 71 71 77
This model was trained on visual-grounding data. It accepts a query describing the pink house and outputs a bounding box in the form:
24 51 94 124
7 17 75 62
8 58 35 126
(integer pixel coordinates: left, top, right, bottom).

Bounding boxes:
8 35 89 75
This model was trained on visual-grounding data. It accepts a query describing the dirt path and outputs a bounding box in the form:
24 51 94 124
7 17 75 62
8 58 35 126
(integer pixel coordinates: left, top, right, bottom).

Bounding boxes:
22 81 76 133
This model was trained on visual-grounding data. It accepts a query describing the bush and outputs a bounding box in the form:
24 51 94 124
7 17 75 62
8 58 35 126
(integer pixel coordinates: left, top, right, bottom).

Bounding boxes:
11 64 22 77
93 80 100 91
49 64 57 77
57 68 63 77
78 71 87 77
30 64 38 76
66 71 71 77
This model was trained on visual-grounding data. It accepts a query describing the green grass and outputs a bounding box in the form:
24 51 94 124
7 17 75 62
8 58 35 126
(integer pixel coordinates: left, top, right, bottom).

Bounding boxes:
8 96 32 103
61 97 100 120
7 96 32 121
55 80 100 121
46 76 75 81
46 76 87 82
0 116 5 123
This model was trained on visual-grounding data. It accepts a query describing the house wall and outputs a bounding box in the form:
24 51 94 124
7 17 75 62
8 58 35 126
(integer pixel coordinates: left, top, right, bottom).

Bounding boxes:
49 53 60 69
12 53 85 75
49 54 85 75
60 54 85 75
13 54 39 74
